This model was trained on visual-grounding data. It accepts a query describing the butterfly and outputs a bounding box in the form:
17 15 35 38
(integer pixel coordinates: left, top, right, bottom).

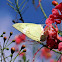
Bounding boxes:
12 23 46 42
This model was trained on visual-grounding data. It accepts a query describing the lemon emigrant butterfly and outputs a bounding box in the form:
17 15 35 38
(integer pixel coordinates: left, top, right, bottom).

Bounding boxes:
12 23 45 42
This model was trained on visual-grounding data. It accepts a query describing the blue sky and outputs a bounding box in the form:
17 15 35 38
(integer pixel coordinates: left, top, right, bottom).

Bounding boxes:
0 0 62 62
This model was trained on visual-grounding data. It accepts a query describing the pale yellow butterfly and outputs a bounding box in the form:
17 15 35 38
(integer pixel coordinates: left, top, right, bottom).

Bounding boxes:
12 23 45 42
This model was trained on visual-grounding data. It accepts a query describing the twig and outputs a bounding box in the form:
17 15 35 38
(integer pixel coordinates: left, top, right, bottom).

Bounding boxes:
2 40 6 62
7 0 16 7
7 3 18 12
1 49 2 62
17 0 19 7
11 49 22 62
32 0 35 4
10 54 13 62
19 0 25 8
22 6 29 15
20 1 28 12
0 42 2 62
6 41 13 47
37 41 62 54
57 54 62 62
15 0 17 4
39 0 48 19
7 0 28 23
3 53 6 62
0 54 12 61
5 35 12 48
32 46 43 62
57 55 61 62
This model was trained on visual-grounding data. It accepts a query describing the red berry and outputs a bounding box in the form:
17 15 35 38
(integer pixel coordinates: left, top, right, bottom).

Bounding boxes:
23 49 26 52
12 40 15 42
10 32 13 36
11 47 15 54
21 45 26 50
3 32 6 34
52 1 58 6
0 35 3 37
58 42 62 51
3 37 7 42
55 20 61 24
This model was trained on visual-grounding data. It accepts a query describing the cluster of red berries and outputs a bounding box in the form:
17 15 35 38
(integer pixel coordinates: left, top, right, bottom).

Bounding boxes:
46 2 62 25
15 34 26 44
44 1 62 50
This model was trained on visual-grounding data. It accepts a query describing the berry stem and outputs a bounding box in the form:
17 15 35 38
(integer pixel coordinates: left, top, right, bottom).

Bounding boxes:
6 41 13 47
32 46 43 62
11 49 22 62
0 54 12 61
5 36 11 47
3 53 6 62
57 54 62 62
38 41 62 54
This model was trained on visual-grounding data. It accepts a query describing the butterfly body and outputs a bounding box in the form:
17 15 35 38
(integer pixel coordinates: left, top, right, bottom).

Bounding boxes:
13 23 44 42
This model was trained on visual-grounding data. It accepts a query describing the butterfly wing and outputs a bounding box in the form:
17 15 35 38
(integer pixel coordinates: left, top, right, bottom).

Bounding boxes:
12 23 44 42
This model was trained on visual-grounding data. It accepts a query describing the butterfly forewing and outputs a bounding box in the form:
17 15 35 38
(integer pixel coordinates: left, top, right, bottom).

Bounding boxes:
13 23 44 42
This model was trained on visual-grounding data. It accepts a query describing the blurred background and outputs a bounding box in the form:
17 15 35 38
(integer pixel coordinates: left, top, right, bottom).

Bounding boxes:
0 0 62 62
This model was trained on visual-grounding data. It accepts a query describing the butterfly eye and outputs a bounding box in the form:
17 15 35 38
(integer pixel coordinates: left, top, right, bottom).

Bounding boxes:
40 35 46 41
